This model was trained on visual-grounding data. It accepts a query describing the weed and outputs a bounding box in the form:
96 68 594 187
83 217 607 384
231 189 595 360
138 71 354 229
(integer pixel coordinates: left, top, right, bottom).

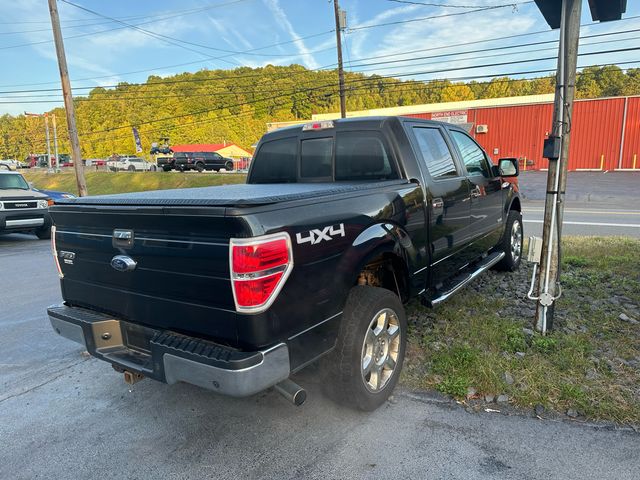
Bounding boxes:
501 326 528 353
436 375 469 398
532 336 557 354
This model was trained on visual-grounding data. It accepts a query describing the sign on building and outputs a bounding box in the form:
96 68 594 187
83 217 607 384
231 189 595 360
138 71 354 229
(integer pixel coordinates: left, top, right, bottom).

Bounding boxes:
431 110 468 124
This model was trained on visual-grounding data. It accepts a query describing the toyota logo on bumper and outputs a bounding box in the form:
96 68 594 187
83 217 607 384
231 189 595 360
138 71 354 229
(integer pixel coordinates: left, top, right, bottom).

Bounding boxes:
110 255 137 272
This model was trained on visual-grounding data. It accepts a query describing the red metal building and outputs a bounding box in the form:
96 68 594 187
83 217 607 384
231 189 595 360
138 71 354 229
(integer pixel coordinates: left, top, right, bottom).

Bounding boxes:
301 94 640 171
402 95 640 171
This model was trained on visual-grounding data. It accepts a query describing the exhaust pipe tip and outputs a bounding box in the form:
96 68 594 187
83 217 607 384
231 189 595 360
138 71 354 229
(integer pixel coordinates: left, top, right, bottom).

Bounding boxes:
274 379 307 406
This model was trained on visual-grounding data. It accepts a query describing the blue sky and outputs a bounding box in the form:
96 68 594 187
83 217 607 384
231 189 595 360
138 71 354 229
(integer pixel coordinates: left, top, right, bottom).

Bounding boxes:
1 0 639 116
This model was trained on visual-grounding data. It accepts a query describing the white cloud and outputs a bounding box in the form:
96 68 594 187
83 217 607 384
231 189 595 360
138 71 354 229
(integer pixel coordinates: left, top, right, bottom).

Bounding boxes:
262 0 319 69
348 3 542 81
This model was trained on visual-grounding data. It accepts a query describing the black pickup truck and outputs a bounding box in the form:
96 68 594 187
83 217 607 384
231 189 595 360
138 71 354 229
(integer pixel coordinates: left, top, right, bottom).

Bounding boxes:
174 151 234 172
47 117 522 411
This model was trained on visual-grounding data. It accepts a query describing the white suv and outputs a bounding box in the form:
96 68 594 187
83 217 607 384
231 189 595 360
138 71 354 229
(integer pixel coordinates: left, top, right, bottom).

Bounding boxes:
107 156 157 172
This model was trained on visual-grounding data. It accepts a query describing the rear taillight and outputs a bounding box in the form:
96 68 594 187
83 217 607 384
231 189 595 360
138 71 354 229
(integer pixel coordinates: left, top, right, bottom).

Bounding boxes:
51 225 63 279
230 232 293 313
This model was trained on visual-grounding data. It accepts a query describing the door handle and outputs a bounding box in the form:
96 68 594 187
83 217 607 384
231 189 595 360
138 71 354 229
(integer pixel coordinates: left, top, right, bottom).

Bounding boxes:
432 198 444 209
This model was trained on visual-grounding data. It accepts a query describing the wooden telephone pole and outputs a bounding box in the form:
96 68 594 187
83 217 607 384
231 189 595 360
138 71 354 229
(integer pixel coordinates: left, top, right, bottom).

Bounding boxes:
333 0 346 118
47 0 88 196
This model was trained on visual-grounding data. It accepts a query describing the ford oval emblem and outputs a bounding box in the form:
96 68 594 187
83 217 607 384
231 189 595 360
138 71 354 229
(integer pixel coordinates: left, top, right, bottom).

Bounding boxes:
110 255 137 272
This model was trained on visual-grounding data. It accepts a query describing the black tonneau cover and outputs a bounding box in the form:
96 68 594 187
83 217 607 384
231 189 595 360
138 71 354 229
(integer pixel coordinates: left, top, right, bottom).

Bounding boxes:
56 180 408 207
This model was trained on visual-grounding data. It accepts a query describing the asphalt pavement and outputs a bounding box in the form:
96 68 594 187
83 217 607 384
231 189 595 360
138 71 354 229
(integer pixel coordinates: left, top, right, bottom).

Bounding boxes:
522 202 640 238
1 227 639 479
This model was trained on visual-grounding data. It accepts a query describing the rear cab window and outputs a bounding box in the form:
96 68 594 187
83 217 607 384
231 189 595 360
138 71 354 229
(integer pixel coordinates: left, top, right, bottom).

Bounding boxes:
248 128 398 184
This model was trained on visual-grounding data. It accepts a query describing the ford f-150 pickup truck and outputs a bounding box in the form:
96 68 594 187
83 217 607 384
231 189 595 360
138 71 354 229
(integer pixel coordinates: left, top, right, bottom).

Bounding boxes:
47 117 522 411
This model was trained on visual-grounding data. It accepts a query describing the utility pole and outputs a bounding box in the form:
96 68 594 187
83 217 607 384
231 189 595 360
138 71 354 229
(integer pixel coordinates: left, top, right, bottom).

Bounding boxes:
333 0 347 118
533 0 582 333
48 0 88 196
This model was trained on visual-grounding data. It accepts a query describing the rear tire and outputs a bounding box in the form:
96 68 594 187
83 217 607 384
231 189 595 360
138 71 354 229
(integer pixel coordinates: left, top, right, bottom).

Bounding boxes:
495 210 523 271
35 226 51 240
321 286 406 411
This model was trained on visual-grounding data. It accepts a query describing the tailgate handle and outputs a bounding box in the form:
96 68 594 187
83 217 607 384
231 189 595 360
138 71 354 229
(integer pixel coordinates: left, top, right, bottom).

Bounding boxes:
113 229 134 248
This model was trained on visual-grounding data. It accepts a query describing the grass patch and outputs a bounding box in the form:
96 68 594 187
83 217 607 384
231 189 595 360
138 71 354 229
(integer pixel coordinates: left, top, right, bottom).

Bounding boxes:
22 170 247 196
403 236 640 426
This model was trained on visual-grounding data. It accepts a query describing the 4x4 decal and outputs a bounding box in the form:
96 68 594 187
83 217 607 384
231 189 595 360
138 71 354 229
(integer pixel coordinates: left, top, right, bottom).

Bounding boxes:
296 223 345 245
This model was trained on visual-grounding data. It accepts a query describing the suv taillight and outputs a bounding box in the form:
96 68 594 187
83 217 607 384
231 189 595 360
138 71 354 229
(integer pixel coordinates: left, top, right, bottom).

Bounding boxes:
230 232 293 313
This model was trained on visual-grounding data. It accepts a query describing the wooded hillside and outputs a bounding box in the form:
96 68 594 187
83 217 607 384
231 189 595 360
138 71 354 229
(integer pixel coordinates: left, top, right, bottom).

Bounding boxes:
1 65 638 159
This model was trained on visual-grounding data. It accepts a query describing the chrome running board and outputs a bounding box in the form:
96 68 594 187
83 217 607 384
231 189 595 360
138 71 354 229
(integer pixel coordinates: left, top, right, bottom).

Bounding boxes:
426 251 505 307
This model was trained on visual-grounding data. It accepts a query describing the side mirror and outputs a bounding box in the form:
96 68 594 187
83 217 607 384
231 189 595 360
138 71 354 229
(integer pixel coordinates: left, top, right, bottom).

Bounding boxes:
28 182 35 189
498 157 519 177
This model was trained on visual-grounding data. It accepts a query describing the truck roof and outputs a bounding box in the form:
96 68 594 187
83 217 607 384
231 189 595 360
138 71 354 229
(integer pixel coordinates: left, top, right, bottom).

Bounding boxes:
263 115 466 141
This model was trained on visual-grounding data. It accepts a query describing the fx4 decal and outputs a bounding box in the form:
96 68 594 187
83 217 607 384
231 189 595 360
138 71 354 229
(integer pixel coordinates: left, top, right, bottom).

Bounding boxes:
296 224 345 245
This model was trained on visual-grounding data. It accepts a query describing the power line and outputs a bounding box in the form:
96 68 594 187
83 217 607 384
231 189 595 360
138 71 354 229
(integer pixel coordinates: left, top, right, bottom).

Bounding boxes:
385 0 533 8
1 0 329 62
5 33 637 103
0 1 253 25
88 60 640 144
3 21 638 96
0 30 335 90
25 60 637 145
59 0 245 68
349 3 532 31
2 8 637 93
73 58 640 138
0 0 254 35
348 35 640 74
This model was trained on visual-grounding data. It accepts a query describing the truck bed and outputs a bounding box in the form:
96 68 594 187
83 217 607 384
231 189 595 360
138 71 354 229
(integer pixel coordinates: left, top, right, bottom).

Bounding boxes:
57 180 409 207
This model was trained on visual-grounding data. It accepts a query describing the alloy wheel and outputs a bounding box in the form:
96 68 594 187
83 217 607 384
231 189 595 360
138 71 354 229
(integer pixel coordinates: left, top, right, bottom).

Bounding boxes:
361 308 401 392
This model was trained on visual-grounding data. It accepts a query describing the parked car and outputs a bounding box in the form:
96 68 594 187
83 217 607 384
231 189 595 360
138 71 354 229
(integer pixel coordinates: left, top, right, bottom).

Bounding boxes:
0 159 19 170
84 158 107 169
107 156 157 172
25 154 54 168
46 117 522 411
0 170 52 239
32 187 76 201
174 151 234 172
156 155 175 172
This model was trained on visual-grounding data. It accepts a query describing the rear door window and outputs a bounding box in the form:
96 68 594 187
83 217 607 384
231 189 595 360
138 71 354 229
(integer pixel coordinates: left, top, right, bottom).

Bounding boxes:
412 127 459 179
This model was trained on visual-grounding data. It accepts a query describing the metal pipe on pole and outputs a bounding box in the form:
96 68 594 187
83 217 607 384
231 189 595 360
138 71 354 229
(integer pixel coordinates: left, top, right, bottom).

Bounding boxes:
333 0 347 119
48 0 88 196
52 114 60 173
534 0 582 333
44 114 52 173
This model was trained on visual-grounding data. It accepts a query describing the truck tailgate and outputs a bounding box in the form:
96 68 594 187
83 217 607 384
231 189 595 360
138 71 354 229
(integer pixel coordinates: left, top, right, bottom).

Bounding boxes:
50 204 242 343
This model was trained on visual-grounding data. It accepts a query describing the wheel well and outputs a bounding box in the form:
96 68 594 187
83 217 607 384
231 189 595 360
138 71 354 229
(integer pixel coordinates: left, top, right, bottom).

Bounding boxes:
510 197 521 212
356 253 410 303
